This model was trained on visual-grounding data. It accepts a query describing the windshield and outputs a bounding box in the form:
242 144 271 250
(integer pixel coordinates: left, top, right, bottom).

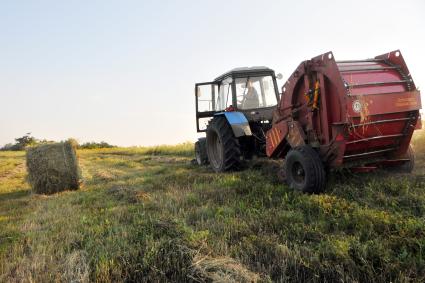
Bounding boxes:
235 76 277 110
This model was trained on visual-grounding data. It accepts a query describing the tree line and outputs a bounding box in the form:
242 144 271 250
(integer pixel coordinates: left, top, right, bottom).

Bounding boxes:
1 133 116 151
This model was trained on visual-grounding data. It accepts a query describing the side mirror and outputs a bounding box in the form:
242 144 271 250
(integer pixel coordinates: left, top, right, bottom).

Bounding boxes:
276 73 283 80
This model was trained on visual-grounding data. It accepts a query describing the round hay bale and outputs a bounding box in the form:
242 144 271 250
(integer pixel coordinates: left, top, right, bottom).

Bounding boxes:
26 141 81 194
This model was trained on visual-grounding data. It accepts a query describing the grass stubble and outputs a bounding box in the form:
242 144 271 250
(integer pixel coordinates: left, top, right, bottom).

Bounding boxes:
0 134 424 282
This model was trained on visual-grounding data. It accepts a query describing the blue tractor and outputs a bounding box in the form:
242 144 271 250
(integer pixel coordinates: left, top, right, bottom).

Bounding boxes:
195 67 281 172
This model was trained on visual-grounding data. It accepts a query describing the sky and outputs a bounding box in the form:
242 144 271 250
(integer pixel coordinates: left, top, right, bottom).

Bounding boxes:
0 0 424 147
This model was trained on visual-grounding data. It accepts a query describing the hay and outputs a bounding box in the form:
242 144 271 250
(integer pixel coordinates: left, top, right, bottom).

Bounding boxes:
106 186 150 204
26 141 81 194
191 255 260 283
62 250 90 283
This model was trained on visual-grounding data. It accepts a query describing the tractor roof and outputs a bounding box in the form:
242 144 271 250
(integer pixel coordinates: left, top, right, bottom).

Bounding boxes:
214 66 275 82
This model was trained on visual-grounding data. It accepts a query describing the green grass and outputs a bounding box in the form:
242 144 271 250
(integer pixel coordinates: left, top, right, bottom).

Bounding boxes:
1 137 425 282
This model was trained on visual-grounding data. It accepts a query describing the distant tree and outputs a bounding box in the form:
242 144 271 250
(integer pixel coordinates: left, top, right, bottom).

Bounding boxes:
1 135 115 151
13 133 38 150
0 143 14 151
0 133 38 151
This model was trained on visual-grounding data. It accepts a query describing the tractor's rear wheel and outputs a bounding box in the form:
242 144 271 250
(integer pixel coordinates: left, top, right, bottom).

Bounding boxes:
285 145 326 193
195 138 208 165
206 116 241 172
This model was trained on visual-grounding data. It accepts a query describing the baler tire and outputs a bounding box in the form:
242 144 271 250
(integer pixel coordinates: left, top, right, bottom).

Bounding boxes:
195 138 209 165
285 145 326 193
206 116 241 172
303 145 327 191
397 144 415 173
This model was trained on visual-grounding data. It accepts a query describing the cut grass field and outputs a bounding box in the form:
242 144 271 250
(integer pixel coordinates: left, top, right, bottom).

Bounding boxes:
0 135 425 282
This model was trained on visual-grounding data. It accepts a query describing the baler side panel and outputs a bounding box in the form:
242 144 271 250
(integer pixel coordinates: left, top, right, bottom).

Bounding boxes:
338 50 421 161
346 91 421 118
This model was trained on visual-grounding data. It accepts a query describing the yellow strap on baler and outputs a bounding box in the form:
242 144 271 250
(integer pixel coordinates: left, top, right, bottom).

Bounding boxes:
313 80 320 109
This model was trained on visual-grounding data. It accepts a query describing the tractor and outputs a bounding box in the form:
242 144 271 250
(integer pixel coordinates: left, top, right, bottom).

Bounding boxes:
194 67 281 171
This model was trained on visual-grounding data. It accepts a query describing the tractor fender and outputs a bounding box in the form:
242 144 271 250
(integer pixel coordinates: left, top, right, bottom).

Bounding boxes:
214 112 252 137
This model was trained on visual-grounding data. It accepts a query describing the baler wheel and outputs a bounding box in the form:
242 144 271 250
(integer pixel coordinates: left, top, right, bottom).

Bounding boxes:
392 144 415 173
285 145 326 193
195 138 209 165
206 116 241 172
400 145 415 173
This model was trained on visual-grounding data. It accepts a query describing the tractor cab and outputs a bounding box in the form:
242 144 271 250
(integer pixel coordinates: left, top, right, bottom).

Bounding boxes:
194 67 281 171
195 67 280 132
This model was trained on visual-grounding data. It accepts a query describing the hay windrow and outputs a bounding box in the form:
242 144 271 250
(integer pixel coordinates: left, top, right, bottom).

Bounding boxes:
26 141 81 194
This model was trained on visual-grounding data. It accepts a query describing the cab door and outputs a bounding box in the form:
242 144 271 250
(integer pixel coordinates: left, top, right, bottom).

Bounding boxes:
195 82 219 132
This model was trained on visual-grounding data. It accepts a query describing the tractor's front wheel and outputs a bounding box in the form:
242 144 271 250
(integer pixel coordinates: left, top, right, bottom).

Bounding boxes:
206 116 241 172
285 145 326 193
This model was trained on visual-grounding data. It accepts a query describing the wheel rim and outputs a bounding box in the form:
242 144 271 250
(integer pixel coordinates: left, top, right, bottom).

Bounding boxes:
291 161 305 185
208 131 223 170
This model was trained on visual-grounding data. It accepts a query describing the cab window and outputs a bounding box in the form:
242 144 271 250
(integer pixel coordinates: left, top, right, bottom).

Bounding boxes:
196 84 218 112
235 76 277 110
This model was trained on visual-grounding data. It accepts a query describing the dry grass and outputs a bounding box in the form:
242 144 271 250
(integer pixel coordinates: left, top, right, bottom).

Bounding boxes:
1 139 425 282
412 127 425 173
62 250 90 283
